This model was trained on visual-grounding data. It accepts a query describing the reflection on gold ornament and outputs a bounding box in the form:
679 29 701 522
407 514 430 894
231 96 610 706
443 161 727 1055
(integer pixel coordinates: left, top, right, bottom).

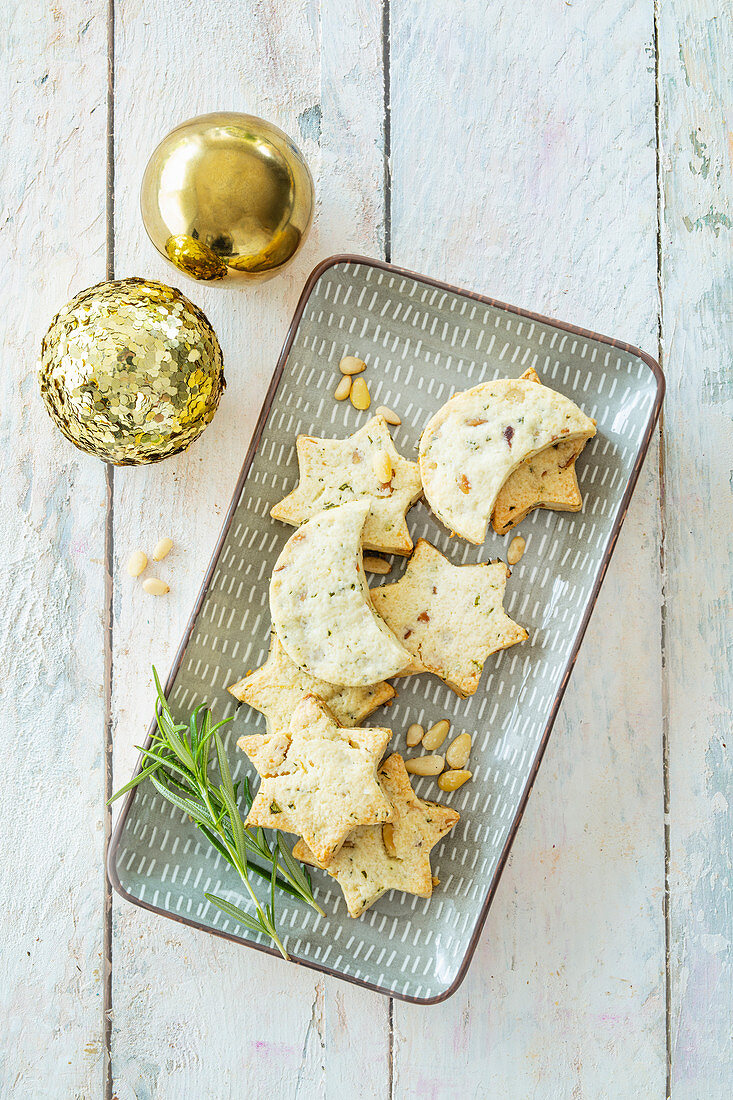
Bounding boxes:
141 112 314 285
164 235 227 281
39 278 225 465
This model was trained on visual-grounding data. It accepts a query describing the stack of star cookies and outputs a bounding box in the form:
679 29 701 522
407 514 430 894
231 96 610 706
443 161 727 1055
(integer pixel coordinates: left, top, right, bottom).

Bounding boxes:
228 372 596 916
236 694 459 916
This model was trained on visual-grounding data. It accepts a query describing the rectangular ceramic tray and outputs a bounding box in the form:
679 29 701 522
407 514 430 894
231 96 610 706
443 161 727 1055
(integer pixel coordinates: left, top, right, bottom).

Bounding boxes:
109 255 663 1004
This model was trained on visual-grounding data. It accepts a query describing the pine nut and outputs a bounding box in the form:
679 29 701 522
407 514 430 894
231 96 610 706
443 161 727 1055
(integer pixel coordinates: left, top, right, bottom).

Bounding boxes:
334 375 352 401
405 754 445 777
126 550 148 577
406 722 424 747
438 769 472 792
142 577 170 596
152 537 174 561
507 535 526 565
376 405 401 425
363 555 391 575
382 823 397 857
422 719 450 751
339 355 366 375
350 376 371 410
445 732 472 769
372 448 392 483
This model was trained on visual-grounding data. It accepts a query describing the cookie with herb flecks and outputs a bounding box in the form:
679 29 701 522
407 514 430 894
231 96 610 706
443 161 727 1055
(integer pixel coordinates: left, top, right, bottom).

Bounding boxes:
269 499 411 687
370 539 528 697
239 694 393 866
271 414 422 555
491 368 588 533
419 374 596 544
229 632 395 735
294 753 459 917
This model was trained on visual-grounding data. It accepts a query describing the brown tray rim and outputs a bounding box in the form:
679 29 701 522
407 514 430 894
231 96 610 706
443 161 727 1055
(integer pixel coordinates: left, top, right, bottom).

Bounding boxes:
107 252 665 1006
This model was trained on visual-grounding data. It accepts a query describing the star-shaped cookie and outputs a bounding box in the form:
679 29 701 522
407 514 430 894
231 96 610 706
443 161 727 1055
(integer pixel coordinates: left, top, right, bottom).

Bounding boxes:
239 694 393 866
293 753 459 917
491 368 587 534
229 633 395 735
270 414 423 555
370 539 528 697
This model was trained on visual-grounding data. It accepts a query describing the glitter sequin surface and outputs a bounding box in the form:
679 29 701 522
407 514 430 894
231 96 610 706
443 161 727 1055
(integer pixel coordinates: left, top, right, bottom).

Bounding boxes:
38 278 225 465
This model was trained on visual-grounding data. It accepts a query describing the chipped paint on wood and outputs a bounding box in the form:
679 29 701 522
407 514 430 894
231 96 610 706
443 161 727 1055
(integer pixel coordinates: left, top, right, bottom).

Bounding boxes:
389 1 666 1094
0 2 107 1096
660 2 733 1096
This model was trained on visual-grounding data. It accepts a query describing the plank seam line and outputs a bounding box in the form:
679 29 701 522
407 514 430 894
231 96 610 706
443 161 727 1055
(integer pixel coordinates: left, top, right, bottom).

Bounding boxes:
388 996 394 1099
103 2 115 1098
653 2 672 1096
382 0 392 263
383 0 395 1065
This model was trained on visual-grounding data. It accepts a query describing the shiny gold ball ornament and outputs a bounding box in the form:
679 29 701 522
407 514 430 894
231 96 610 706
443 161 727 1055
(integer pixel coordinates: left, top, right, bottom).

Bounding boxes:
39 278 225 465
140 112 315 284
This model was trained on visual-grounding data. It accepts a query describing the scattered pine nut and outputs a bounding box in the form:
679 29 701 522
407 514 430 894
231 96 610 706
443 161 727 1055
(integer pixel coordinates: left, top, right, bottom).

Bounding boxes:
372 448 392 483
376 405 401 425
350 376 371 410
334 375 352 401
507 535 526 565
438 769 472 792
382 823 397 857
405 754 445 777
406 722 424 747
126 550 148 577
142 577 170 596
445 732 472 770
339 355 366 375
363 555 391 575
422 719 450 751
152 537 174 562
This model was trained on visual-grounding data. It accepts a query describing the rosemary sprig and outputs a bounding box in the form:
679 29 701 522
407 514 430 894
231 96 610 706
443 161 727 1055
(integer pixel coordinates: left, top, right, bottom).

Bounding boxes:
109 668 324 960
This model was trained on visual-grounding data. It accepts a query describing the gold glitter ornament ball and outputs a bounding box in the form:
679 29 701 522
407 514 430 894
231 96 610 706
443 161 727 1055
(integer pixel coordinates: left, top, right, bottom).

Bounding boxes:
39 278 225 465
140 112 314 284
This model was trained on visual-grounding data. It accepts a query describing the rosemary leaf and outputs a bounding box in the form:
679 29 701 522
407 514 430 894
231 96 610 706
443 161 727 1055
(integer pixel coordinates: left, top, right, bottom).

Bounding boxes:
148 773 213 831
278 835 324 915
205 893 273 938
218 783 248 873
214 732 236 804
107 759 162 803
136 745 198 785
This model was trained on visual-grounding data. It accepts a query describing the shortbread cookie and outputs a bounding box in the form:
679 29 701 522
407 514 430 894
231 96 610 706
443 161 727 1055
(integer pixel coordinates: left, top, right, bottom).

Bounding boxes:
228 633 395 735
240 694 393 866
419 376 596 543
294 753 459 917
491 369 587 533
492 438 585 532
370 539 528 697
271 415 422 555
269 499 412 687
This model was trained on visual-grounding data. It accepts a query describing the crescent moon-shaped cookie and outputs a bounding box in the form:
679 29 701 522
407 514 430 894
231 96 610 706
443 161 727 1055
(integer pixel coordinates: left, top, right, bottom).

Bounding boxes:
270 500 411 687
419 377 596 543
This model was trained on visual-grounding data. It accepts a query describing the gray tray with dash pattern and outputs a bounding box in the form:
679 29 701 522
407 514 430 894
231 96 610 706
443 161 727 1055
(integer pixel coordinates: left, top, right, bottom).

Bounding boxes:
108 255 663 1004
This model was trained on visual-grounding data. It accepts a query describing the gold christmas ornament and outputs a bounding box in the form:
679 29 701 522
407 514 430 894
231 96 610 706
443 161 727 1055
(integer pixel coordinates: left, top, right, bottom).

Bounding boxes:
39 278 225 465
140 112 315 284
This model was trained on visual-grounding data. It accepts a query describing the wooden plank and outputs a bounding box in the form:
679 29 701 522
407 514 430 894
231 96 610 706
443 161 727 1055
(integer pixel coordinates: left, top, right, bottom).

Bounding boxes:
109 1 389 1095
0 4 108 1097
388 2 666 1094
658 3 732 1096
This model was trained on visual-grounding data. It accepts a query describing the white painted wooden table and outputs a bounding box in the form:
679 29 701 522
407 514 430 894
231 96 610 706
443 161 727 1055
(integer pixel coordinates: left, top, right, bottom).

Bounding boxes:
1 1 730 1097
